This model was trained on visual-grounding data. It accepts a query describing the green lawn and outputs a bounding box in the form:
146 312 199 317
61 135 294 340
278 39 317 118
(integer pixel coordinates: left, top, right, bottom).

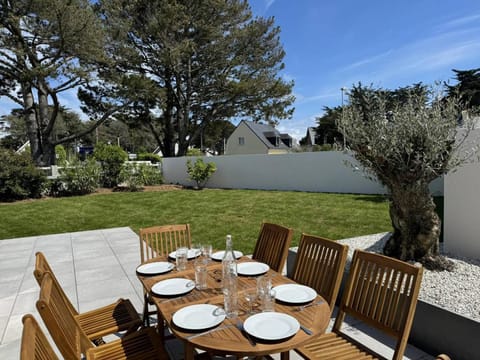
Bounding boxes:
0 189 393 254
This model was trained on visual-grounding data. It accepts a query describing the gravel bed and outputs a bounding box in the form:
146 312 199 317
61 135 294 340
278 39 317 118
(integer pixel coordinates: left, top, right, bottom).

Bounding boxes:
337 233 480 323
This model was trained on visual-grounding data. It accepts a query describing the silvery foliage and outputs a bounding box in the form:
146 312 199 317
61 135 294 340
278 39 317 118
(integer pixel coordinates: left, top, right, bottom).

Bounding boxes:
338 86 480 187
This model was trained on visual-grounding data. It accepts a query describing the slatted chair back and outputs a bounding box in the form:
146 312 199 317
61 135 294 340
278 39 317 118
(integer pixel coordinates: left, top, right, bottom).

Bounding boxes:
139 224 191 263
291 233 348 311
34 252 78 317
334 249 423 360
21 314 59 360
36 273 93 359
252 222 293 273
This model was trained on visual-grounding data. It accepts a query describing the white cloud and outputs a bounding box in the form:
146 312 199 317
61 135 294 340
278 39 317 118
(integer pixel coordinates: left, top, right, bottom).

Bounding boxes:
437 13 480 31
335 27 480 88
341 49 393 72
295 91 338 105
265 0 276 11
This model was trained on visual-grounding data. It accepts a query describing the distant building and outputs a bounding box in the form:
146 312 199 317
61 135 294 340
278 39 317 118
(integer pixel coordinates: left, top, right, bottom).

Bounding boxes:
304 127 318 146
0 119 10 139
225 120 293 155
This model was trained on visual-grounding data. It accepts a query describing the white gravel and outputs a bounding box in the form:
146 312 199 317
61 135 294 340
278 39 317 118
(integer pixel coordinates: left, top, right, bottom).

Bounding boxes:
337 233 480 323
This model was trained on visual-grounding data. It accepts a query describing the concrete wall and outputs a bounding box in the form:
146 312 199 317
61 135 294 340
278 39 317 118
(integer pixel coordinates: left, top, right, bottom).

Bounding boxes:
444 162 480 259
163 151 444 195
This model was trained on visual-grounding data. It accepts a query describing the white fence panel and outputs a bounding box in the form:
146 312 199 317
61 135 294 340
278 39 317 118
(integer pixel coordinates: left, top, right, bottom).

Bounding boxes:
163 152 444 195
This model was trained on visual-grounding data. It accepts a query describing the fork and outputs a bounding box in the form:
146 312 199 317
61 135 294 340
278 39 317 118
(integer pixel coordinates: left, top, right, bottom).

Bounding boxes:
294 299 325 312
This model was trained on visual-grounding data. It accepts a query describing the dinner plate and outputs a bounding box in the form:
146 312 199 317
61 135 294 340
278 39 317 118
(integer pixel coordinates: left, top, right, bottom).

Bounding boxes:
237 262 269 276
172 304 226 330
136 262 174 276
151 278 195 296
211 250 243 261
243 312 299 341
169 249 200 260
273 284 317 304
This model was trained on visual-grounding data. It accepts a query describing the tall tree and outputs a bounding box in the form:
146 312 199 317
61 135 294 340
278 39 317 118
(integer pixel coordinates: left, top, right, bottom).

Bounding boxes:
93 0 294 157
0 0 131 165
340 83 478 270
315 106 343 146
446 68 480 108
191 120 236 155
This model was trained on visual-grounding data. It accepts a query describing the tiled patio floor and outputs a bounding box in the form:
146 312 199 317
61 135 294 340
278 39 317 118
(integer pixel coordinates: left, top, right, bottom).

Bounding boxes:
0 227 434 359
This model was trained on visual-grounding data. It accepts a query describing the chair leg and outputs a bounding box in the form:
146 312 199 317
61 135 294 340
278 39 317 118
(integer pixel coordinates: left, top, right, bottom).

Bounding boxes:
143 293 150 327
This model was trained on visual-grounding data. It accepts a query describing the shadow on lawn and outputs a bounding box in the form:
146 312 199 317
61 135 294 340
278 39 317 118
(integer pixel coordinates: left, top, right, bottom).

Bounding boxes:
352 195 388 203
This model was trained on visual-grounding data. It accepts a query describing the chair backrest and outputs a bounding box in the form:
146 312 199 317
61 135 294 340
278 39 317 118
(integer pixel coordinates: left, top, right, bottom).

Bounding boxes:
34 252 78 317
21 314 59 360
139 224 191 263
252 222 293 273
334 249 423 360
36 273 93 359
291 233 348 311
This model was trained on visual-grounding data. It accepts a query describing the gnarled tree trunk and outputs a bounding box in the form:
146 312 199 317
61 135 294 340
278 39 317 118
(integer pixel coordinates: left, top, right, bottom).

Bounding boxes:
383 183 452 270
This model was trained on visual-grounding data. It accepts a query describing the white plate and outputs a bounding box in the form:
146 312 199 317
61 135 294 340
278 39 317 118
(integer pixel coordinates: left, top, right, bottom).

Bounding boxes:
172 304 226 330
169 249 200 260
136 262 174 276
151 278 195 296
211 250 243 261
244 312 299 341
237 262 269 276
273 284 317 304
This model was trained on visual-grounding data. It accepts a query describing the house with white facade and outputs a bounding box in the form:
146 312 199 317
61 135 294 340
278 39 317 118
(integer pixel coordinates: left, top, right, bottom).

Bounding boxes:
225 120 293 155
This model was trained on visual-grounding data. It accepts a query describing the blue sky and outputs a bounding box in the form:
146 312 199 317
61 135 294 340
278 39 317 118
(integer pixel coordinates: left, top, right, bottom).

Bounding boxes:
2 0 480 142
249 0 480 140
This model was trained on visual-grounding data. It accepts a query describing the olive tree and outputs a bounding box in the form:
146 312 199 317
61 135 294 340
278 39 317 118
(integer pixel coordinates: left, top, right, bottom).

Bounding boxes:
340 84 479 270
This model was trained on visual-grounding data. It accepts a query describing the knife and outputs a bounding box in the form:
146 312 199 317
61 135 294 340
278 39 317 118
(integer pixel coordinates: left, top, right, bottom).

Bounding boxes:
299 324 312 335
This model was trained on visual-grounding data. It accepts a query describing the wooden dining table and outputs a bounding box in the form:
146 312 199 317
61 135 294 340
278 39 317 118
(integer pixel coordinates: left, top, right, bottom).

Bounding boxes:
137 255 330 360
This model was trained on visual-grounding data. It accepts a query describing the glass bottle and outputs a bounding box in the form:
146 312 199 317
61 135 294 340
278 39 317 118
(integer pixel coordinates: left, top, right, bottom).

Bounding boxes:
222 235 237 286
222 234 238 317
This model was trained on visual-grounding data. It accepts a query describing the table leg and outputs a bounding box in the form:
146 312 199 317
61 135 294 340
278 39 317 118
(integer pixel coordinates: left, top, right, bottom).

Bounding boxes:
281 351 290 360
184 342 195 360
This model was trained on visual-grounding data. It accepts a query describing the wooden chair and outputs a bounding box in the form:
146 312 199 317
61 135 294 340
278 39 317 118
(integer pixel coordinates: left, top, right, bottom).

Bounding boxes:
295 249 423 360
252 222 293 273
139 224 191 263
36 272 168 360
20 314 59 360
34 252 141 341
139 224 191 325
291 233 348 312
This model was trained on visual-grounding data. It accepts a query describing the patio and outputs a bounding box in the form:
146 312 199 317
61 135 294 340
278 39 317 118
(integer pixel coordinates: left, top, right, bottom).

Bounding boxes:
0 227 434 359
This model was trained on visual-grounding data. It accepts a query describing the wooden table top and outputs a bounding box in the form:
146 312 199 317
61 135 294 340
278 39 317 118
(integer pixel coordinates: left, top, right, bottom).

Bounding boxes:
137 256 330 359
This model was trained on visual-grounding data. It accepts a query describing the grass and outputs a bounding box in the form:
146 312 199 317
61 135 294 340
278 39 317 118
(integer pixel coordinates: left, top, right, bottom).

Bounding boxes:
0 188 393 254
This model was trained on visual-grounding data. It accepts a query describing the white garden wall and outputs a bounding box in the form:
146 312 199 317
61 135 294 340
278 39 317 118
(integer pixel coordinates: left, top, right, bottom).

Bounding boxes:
163 151 444 195
444 163 480 259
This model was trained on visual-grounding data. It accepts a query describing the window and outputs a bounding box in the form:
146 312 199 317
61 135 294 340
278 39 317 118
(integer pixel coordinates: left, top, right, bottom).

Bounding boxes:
238 137 245 145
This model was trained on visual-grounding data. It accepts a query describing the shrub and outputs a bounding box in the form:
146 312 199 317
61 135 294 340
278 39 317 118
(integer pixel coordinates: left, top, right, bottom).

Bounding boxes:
55 145 67 166
52 159 100 196
120 163 163 191
93 143 128 188
186 158 216 189
137 152 162 163
0 149 46 201
186 148 204 156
